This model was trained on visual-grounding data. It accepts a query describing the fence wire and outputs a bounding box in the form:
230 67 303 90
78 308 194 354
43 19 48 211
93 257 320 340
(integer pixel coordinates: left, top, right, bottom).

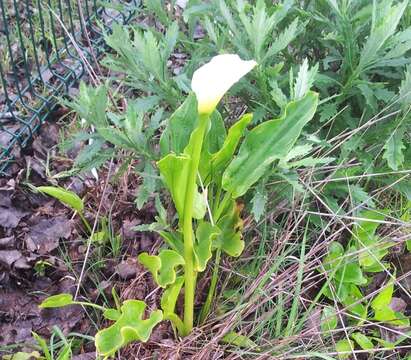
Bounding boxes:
0 0 137 175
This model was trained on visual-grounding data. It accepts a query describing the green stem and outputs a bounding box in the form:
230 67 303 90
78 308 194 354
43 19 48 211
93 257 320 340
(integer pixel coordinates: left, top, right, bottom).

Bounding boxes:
79 212 92 235
199 248 221 324
214 192 232 223
182 113 210 335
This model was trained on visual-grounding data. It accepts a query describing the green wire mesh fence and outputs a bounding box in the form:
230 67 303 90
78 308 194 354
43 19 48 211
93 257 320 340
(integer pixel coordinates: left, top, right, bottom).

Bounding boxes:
0 0 138 175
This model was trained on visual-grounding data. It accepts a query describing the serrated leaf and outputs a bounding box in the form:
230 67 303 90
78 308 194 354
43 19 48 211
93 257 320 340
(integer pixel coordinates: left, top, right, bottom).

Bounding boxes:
37 186 84 213
319 102 338 123
39 293 74 308
251 185 267 222
95 300 162 357
136 162 157 210
138 249 185 288
383 128 406 171
294 59 318 100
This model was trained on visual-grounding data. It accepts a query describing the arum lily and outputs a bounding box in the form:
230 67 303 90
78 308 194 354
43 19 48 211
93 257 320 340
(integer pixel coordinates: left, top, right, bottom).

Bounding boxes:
191 54 257 115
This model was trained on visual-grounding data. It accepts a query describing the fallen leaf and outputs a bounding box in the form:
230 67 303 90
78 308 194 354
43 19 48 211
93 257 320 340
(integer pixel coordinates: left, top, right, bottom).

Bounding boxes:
0 250 22 267
25 216 72 254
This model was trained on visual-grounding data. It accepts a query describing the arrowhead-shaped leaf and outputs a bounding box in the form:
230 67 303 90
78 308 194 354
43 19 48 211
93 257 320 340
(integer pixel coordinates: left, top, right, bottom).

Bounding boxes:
95 300 162 357
138 249 185 288
222 92 318 198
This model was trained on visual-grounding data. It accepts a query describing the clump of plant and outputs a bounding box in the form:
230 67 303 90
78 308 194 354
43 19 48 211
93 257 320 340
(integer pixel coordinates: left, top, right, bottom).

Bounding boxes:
40 54 318 357
320 209 410 355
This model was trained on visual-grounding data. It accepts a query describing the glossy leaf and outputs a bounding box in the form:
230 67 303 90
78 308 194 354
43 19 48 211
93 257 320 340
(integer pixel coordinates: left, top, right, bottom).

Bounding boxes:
214 200 244 257
194 222 221 271
203 114 252 182
37 186 84 213
222 92 318 198
138 249 185 288
159 93 198 155
39 293 74 308
95 300 163 357
157 153 191 219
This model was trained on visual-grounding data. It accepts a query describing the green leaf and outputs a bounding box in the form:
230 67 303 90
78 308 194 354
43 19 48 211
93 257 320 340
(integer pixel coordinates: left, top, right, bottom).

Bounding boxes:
371 282 394 310
37 186 84 213
39 294 74 308
138 249 185 288
95 300 163 357
220 331 258 349
161 276 184 316
158 231 184 255
335 339 354 359
136 162 157 210
251 184 267 222
222 92 319 198
374 308 410 327
159 93 198 155
335 262 367 285
342 285 367 320
32 332 51 360
193 190 207 220
204 114 252 182
294 59 318 100
103 308 121 321
214 200 244 257
323 242 344 271
157 153 191 219
358 1 408 71
321 306 338 332
383 128 406 171
3 351 41 360
351 332 373 350
194 222 221 272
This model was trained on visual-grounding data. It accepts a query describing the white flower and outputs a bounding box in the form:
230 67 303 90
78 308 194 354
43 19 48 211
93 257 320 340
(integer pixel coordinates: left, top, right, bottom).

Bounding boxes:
191 54 257 115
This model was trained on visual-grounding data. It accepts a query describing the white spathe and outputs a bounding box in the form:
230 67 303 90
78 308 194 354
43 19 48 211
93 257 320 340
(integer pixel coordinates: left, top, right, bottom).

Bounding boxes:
191 54 257 115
